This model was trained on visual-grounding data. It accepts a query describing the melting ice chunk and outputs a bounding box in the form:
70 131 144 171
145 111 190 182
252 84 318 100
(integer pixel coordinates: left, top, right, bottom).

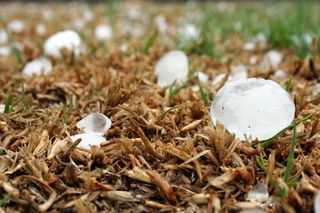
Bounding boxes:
211 78 295 140
155 50 188 87
44 30 83 58
22 57 52 77
95 24 113 41
76 113 112 136
247 183 269 202
70 133 106 150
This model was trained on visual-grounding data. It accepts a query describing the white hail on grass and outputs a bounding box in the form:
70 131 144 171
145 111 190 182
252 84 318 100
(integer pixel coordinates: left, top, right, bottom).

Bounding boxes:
0 29 8 44
71 113 112 150
44 30 83 58
35 24 46 36
178 23 200 40
274 69 287 79
312 83 320 97
211 78 295 141
264 50 283 70
0 46 10 57
7 19 25 34
22 57 52 77
95 24 113 41
0 104 5 113
155 50 189 87
229 65 248 81
247 183 269 203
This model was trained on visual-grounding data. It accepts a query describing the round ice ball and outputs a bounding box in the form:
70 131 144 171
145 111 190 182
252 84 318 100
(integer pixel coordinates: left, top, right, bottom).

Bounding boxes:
44 30 82 58
210 78 295 140
155 50 188 87
76 113 111 136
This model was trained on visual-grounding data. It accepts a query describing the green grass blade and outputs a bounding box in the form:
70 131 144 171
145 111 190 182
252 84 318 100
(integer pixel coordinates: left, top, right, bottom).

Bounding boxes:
284 121 297 183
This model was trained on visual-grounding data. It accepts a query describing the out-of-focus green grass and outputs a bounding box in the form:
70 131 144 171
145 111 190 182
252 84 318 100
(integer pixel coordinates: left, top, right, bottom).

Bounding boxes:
176 0 320 58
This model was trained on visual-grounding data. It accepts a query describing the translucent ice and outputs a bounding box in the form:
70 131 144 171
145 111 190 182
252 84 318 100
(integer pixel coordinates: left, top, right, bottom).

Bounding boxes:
211 78 295 140
155 50 188 87
247 183 269 202
44 30 82 58
76 113 111 136
70 133 106 150
22 57 52 77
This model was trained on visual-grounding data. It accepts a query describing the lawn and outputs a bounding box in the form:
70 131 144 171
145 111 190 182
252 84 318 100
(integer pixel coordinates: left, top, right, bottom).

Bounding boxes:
0 1 320 212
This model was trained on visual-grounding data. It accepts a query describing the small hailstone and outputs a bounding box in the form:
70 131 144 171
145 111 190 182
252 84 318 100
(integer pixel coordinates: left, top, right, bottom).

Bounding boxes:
7 20 25 33
76 113 111 136
234 21 243 31
312 83 320 97
72 19 86 30
95 24 113 41
83 8 94 22
315 192 320 213
264 50 283 69
155 50 189 87
22 57 52 77
44 30 82 58
0 104 5 113
42 10 54 20
211 78 295 140
254 33 266 43
247 183 269 202
0 30 8 44
155 15 168 33
35 24 46 36
274 69 287 79
0 46 10 57
212 73 227 86
249 56 258 65
119 42 128 52
178 23 200 40
197 71 209 83
70 133 106 150
229 65 248 81
243 42 256 51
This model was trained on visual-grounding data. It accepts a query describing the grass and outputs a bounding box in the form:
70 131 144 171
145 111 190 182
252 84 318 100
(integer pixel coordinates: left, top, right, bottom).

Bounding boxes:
256 153 266 171
0 194 11 207
161 105 180 120
261 112 316 148
143 30 158 53
4 94 14 114
284 121 297 184
168 80 190 99
195 72 210 105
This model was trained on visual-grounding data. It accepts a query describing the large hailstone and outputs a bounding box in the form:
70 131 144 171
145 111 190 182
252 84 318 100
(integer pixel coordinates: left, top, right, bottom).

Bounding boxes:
22 57 52 77
71 113 112 150
155 50 189 87
211 78 295 140
44 30 82 58
95 24 113 41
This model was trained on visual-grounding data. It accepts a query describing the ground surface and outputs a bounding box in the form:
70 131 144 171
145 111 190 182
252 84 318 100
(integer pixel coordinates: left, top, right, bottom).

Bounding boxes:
0 1 320 213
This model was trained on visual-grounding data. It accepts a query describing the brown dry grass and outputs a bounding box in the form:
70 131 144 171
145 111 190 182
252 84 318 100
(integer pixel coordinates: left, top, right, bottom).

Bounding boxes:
0 2 320 213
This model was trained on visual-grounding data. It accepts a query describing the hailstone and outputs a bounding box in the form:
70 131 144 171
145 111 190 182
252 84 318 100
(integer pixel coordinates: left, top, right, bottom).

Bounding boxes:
7 20 25 34
95 24 113 41
44 30 82 58
247 183 269 202
0 104 5 113
70 133 106 150
0 30 8 44
264 50 283 69
315 192 320 213
71 113 112 150
76 113 111 136
155 50 188 87
22 57 52 77
211 78 295 140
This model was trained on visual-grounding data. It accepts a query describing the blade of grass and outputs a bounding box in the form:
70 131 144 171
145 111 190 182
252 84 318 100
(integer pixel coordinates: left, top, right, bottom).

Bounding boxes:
195 71 210 105
256 153 266 171
168 80 190 98
284 121 297 183
161 105 180 120
11 44 23 63
261 112 316 148
285 78 292 92
4 94 14 114
143 30 158 53
0 194 11 207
